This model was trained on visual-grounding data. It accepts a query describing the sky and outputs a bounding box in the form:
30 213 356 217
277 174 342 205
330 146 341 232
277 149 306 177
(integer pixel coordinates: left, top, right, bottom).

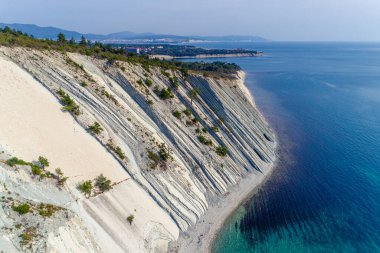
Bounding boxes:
1 0 380 41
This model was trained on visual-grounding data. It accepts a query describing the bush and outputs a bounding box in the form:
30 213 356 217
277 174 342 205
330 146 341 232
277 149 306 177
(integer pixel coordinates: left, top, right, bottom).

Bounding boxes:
80 81 88 87
161 71 171 78
211 125 219 132
127 215 134 224
38 156 49 168
31 165 42 176
115 146 125 160
172 110 181 119
55 168 68 186
198 135 213 146
189 88 200 104
6 157 28 167
95 174 112 192
183 108 192 117
12 203 31 215
216 146 228 156
39 203 61 217
57 89 80 115
154 86 174 100
107 143 126 160
169 76 179 88
88 122 104 135
145 79 153 87
158 145 170 161
137 79 144 86
77 180 93 197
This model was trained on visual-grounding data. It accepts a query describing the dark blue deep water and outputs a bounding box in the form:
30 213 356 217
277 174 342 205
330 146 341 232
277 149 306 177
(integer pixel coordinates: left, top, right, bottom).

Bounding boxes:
188 42 380 252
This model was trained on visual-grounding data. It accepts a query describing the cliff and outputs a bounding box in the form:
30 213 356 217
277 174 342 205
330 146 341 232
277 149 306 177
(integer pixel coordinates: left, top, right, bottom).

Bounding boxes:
0 46 275 252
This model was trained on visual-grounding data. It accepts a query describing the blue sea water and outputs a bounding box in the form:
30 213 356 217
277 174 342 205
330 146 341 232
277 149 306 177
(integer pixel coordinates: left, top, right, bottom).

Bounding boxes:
187 42 380 252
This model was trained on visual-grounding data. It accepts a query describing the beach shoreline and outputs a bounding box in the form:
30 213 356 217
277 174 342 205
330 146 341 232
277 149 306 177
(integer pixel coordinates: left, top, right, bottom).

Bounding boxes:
171 154 277 253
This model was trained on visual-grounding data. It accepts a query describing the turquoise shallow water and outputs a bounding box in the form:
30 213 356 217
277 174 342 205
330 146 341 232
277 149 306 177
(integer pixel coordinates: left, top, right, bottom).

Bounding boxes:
187 42 380 252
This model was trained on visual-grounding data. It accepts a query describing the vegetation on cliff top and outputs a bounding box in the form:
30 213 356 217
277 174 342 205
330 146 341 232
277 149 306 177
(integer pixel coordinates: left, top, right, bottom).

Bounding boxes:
0 27 241 77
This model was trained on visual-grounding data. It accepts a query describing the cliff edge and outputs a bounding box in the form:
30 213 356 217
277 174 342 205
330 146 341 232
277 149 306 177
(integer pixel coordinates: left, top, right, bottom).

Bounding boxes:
0 46 275 252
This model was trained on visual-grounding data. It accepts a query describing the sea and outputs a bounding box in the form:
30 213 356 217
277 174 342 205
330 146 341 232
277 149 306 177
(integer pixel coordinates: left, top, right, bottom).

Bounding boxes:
186 42 380 253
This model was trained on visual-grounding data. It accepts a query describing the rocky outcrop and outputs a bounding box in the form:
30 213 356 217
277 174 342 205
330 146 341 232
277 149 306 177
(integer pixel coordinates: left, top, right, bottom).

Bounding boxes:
0 46 275 252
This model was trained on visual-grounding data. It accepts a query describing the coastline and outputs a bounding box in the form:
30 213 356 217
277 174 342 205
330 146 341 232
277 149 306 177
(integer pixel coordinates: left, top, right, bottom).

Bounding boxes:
171 72 278 253
149 52 263 60
171 155 277 253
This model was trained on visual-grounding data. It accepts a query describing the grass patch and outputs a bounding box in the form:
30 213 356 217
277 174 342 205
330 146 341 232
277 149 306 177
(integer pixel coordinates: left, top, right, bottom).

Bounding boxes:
12 203 31 215
38 203 61 217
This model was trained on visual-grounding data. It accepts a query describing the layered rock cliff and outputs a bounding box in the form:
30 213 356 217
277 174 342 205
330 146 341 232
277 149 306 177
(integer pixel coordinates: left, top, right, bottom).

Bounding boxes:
0 46 275 252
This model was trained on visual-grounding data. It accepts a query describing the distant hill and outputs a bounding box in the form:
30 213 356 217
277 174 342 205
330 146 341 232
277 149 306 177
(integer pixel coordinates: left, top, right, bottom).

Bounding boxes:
0 23 266 43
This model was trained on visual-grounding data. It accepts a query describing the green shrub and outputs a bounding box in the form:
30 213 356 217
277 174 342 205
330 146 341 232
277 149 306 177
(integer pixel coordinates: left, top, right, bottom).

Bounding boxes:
127 215 134 224
77 180 93 197
158 145 170 161
211 125 219 132
145 79 153 87
183 108 192 117
154 86 174 100
80 81 88 87
12 203 30 215
198 135 213 146
192 117 200 124
38 156 49 168
169 76 179 87
216 146 228 156
137 79 144 86
88 122 103 135
189 88 200 104
55 168 68 186
115 146 125 160
172 110 181 119
39 203 61 217
95 174 112 192
31 165 42 176
57 89 80 115
6 157 28 167
107 143 126 160
161 71 171 78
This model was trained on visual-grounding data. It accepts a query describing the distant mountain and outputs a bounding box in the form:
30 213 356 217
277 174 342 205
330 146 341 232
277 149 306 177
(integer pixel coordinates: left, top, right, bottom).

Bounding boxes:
0 23 267 43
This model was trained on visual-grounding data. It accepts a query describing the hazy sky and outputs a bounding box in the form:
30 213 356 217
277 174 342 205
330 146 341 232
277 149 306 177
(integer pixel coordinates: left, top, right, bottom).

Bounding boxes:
1 0 380 41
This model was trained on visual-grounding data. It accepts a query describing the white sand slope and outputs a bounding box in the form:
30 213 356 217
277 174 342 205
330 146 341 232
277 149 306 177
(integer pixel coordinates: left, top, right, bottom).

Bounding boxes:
0 58 126 182
0 57 180 252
